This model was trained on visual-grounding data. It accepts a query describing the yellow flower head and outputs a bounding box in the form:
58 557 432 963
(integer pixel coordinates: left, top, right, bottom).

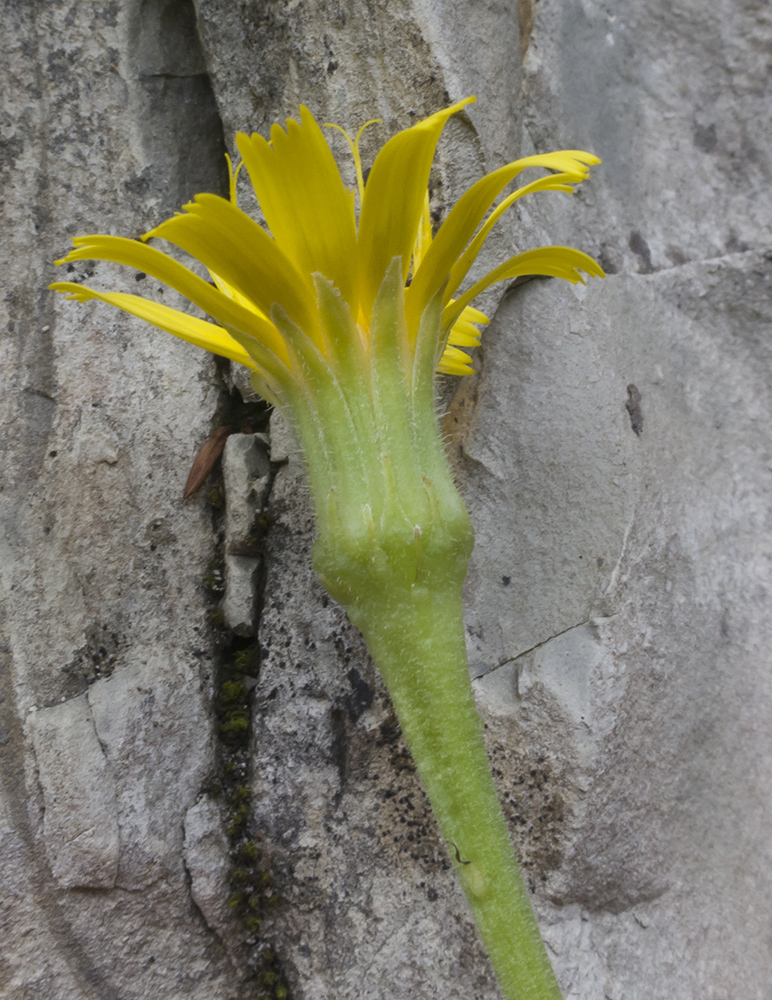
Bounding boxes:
52 96 602 407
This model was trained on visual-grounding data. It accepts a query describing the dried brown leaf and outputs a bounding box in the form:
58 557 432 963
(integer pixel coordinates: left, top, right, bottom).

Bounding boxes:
183 426 234 500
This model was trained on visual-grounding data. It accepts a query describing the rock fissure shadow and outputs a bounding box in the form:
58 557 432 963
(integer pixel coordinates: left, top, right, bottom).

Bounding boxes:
199 362 293 991
124 2 296 993
126 0 229 216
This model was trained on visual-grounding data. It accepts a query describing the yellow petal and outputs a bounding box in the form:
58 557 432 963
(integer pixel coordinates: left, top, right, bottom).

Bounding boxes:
236 107 358 307
411 190 433 273
50 282 259 369
209 268 270 319
446 173 576 300
406 151 600 331
357 96 476 324
145 193 321 348
447 318 483 348
437 344 474 376
442 305 490 368
442 246 605 329
57 235 290 364
459 305 489 325
444 303 488 348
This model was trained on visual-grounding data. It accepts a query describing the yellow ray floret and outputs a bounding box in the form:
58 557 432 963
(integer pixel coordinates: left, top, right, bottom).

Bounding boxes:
52 97 603 390
50 282 259 370
405 150 601 332
144 194 321 348
236 106 358 308
446 306 488 348
55 234 290 366
437 344 475 376
443 246 604 329
356 96 476 321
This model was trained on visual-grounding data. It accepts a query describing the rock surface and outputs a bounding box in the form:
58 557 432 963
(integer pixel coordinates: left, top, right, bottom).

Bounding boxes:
28 694 120 889
183 794 237 944
1 0 771 998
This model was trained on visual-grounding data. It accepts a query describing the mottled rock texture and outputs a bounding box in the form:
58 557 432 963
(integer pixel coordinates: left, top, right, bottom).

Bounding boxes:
1 0 770 998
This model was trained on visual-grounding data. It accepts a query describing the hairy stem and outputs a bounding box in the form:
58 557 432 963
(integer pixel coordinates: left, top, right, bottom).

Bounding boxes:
348 583 563 1000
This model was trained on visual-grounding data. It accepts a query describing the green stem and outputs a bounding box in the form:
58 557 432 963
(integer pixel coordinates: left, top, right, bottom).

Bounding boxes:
348 583 562 1000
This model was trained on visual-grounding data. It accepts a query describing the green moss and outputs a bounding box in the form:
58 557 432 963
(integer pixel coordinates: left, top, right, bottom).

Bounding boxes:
227 805 250 835
220 680 246 704
219 714 248 741
230 785 252 805
233 648 253 673
253 952 291 1000
202 573 224 594
238 839 260 862
207 606 228 628
207 485 224 509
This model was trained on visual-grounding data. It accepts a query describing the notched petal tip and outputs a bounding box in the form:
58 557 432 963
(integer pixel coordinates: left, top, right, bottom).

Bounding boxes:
571 150 602 166
49 280 86 298
424 94 476 126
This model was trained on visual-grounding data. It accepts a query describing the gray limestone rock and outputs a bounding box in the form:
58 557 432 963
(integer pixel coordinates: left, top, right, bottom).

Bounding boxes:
28 694 120 889
1 0 771 997
184 794 236 942
222 433 271 552
267 408 296 466
1 0 239 996
221 433 270 635
222 554 261 637
87 652 214 889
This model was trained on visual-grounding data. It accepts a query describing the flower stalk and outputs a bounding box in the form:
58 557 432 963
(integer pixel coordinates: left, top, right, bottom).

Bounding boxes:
355 586 562 1000
300 262 562 1000
51 95 604 1000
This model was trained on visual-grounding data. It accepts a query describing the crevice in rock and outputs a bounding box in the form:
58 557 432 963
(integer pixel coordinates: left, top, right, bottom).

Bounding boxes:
489 618 593 678
122 2 293 991
518 0 536 60
647 244 772 276
198 362 293 998
126 0 229 214
600 244 771 280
